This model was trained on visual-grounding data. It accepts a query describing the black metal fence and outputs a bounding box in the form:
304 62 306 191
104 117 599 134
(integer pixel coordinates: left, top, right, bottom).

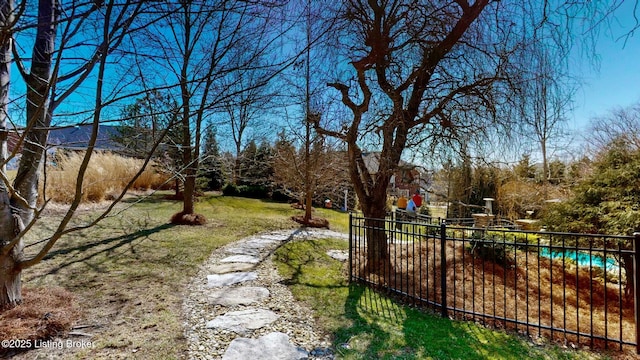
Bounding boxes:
348 213 640 353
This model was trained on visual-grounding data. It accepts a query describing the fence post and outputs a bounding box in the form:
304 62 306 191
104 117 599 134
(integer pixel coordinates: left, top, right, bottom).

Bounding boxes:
441 220 448 318
349 213 353 284
634 233 640 354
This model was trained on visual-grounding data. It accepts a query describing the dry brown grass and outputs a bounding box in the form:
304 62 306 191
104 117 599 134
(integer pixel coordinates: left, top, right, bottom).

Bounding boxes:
2 195 300 359
354 239 636 357
43 151 169 203
0 287 81 357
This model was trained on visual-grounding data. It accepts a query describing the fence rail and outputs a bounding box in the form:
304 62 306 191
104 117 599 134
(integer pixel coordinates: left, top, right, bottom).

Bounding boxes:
348 213 640 354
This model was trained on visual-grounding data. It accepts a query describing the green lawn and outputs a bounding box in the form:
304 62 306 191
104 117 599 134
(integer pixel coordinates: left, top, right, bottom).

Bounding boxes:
21 193 304 359
16 193 619 359
273 238 612 360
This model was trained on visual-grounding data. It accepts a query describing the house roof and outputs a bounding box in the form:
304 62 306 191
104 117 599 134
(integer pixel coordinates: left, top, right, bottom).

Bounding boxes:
7 124 121 152
47 124 121 151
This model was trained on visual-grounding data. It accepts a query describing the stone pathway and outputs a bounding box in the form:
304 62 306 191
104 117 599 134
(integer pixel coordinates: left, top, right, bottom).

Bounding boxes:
183 228 349 359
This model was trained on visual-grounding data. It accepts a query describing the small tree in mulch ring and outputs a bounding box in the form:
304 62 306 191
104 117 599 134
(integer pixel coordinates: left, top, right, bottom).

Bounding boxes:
291 215 329 228
170 211 207 225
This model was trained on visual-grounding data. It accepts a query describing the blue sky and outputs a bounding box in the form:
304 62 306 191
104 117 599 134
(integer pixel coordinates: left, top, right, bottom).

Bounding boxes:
568 4 640 133
570 35 640 129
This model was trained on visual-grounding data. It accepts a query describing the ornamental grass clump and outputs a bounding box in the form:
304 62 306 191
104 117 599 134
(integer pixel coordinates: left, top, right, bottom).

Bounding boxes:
43 151 168 203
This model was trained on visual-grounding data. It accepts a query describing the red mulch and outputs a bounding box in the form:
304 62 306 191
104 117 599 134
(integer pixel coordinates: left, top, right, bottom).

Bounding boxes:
170 211 207 225
353 240 638 358
0 287 80 355
291 215 329 228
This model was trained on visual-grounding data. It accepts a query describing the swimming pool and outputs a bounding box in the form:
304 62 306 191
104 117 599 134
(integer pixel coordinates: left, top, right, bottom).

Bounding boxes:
538 247 619 271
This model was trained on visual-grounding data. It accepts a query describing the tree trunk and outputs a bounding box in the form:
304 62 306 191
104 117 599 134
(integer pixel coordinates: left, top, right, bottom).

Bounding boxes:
0 0 11 173
0 0 17 308
14 0 58 222
0 192 24 309
234 149 241 186
342 134 401 278
357 168 392 278
183 168 195 214
541 137 549 199
180 58 194 214
363 212 389 274
0 246 22 309
0 0 58 308
303 135 312 222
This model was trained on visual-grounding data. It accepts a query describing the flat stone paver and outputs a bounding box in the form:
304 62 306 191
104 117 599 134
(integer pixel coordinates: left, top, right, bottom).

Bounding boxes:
207 272 258 287
210 262 255 274
222 332 308 360
184 228 349 359
260 234 292 241
206 309 279 334
225 246 261 257
327 250 348 261
207 286 270 306
220 255 261 264
240 238 280 248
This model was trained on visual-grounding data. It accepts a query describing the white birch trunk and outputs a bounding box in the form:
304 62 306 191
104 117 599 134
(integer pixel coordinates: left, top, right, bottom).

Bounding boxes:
0 0 57 308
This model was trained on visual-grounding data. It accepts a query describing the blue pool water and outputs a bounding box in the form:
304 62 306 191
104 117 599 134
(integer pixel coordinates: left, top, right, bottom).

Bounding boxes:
538 247 619 271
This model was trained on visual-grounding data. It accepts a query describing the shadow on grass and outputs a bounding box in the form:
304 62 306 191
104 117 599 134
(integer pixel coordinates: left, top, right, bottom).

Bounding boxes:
119 191 178 204
274 234 605 359
333 284 394 358
335 284 475 359
30 223 175 279
276 236 347 290
337 283 591 360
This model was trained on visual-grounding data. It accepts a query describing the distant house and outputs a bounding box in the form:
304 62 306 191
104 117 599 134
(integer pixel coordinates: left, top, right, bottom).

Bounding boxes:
47 124 121 152
361 152 428 198
7 124 120 153
5 124 121 169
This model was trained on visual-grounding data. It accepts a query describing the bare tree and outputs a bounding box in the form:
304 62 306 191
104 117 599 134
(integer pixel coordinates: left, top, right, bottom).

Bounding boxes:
272 126 349 215
589 102 640 152
519 54 574 186
142 1 292 224
0 0 161 308
514 3 576 188
272 131 303 200
274 0 338 223
222 59 274 186
313 0 523 272
0 0 21 309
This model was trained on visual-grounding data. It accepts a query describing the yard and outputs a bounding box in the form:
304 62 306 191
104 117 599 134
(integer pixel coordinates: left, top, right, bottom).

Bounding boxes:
0 193 630 359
